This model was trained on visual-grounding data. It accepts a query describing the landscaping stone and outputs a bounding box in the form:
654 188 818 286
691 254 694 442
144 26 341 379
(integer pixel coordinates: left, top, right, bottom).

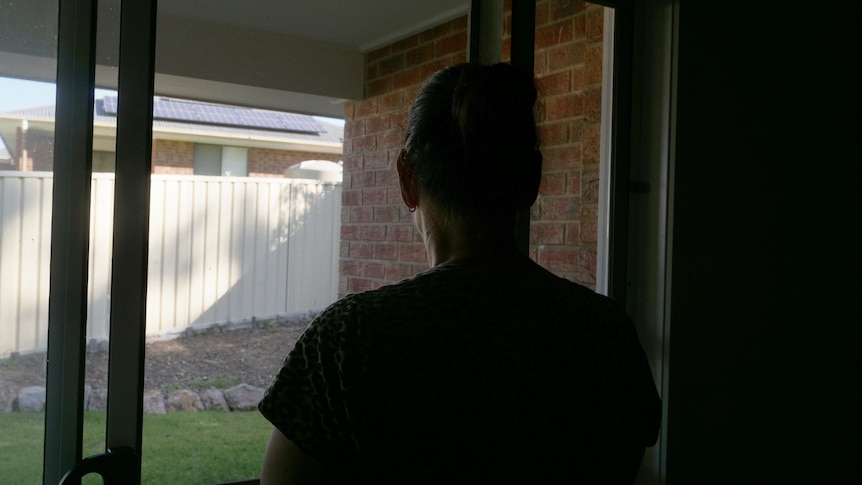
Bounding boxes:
87 388 108 411
200 388 229 411
166 389 203 413
1 384 19 412
143 390 166 414
17 386 46 412
224 383 265 411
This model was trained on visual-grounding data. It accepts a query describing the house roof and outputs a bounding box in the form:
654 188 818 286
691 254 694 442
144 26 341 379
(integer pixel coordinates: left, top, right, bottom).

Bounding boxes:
0 97 344 155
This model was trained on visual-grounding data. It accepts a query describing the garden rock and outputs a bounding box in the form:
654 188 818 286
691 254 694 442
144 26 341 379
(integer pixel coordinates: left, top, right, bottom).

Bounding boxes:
224 383 264 411
88 388 108 411
17 386 46 412
166 389 203 413
1 384 19 412
200 388 229 411
143 390 166 414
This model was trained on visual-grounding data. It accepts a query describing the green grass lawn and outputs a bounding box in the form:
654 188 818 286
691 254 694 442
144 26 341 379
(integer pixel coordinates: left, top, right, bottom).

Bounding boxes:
0 410 271 484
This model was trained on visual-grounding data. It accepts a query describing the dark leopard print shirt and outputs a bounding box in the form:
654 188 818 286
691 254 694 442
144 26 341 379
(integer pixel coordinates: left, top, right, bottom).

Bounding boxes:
259 259 661 483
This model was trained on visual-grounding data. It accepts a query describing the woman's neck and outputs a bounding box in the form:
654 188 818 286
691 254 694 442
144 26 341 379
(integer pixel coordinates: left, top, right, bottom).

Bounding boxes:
417 207 521 268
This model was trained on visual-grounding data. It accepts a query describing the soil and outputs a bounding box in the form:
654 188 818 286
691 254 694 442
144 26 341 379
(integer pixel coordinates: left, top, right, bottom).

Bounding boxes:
0 319 309 393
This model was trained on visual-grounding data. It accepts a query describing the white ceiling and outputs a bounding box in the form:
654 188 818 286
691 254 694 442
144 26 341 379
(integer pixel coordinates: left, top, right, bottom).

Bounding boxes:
159 0 469 52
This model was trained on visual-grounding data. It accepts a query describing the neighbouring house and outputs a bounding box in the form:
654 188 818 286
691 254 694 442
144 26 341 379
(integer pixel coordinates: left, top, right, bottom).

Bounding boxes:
0 96 344 176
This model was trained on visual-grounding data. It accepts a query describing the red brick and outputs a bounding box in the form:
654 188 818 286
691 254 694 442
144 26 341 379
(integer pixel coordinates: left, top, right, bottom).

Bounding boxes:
350 206 373 223
501 38 512 62
582 125 601 165
351 170 375 188
355 99 378 118
343 103 355 121
342 153 362 171
378 129 403 150
584 86 603 123
378 92 403 113
419 22 453 43
545 93 583 121
340 259 360 276
347 277 374 294
586 7 604 43
343 189 361 206
391 35 419 54
537 71 571 96
406 44 434 66
535 20 574 50
531 222 565 244
581 168 600 203
345 119 365 138
362 187 387 205
374 242 399 260
538 122 569 145
420 59 449 80
361 225 387 241
450 52 467 65
539 172 566 196
373 205 396 223
541 197 581 220
580 206 599 243
535 1 549 26
375 168 398 186
435 31 467 57
349 242 373 259
565 222 581 245
378 54 405 77
551 0 585 21
392 67 421 90
451 15 468 31
367 77 392 98
341 224 361 240
543 145 581 170
537 247 579 273
364 150 389 170
387 224 414 242
354 134 377 153
585 43 603 85
384 262 412 281
360 261 385 279
568 172 582 196
579 247 597 284
574 12 586 39
548 43 585 71
366 114 390 134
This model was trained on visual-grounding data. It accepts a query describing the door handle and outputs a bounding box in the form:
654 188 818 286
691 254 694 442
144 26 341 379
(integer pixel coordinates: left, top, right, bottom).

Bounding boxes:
58 447 137 485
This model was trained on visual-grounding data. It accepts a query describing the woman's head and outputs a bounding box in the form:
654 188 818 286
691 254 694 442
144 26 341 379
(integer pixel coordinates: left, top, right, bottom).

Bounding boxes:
400 63 542 229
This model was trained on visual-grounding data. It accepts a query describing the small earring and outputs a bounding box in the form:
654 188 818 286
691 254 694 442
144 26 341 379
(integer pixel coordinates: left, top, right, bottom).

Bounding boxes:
408 206 416 213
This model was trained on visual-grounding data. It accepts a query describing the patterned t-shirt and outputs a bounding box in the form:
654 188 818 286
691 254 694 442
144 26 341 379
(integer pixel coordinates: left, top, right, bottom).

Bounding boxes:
259 258 661 483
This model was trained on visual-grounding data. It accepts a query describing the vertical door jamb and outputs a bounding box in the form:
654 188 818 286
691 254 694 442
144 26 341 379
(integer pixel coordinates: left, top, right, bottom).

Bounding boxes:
43 0 99 482
104 0 159 482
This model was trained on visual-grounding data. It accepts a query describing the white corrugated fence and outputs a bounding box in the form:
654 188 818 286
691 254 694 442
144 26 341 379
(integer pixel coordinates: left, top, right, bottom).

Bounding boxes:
0 172 341 357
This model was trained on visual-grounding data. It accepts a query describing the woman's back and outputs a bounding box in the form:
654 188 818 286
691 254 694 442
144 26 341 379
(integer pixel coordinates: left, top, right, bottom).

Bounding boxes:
260 257 660 483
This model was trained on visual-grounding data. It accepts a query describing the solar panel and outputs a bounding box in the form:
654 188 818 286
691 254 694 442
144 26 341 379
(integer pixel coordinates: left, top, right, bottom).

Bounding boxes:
100 96 326 134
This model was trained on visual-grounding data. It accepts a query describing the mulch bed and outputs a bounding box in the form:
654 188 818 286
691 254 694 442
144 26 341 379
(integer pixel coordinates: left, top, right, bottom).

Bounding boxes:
0 320 309 393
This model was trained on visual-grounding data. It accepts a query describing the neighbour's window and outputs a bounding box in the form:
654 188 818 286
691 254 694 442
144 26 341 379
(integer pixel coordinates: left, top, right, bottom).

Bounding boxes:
193 143 248 176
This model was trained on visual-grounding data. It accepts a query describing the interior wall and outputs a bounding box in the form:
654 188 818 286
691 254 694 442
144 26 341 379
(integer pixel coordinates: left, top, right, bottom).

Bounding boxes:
665 2 857 482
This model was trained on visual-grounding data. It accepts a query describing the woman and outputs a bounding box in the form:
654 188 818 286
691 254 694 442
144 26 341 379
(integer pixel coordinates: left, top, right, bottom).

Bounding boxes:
259 63 661 484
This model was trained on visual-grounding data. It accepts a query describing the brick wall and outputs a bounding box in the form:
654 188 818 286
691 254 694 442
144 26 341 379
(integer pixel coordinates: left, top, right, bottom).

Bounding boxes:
248 147 341 178
339 1 603 294
150 140 342 177
339 16 469 296
510 1 604 287
151 139 194 175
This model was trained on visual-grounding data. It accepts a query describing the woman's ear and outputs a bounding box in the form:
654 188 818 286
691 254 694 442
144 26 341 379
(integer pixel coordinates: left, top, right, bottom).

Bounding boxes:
396 150 420 210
